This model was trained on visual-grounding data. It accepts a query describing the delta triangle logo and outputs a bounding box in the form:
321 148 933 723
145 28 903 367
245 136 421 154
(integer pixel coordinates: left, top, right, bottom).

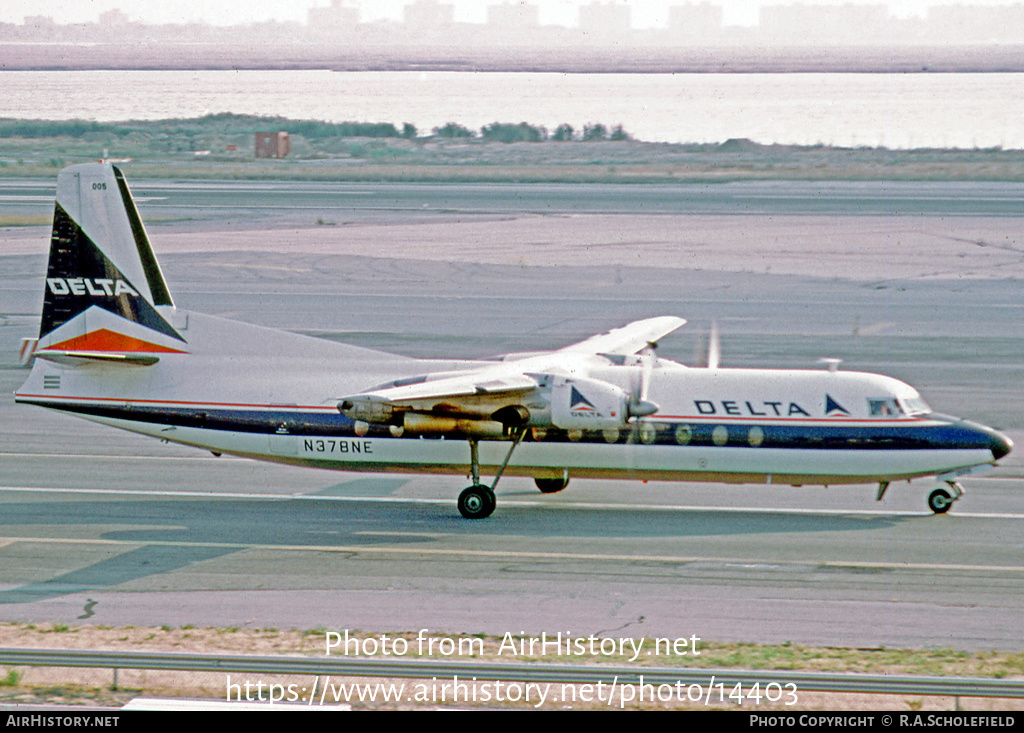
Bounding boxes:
570 386 596 412
825 394 850 416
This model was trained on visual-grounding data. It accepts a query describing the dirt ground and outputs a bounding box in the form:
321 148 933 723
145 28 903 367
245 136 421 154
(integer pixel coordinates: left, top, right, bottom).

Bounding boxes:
0 624 1020 711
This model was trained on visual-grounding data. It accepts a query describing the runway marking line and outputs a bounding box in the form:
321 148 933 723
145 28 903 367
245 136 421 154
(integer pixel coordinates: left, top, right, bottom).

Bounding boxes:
0 484 1022 521
1 452 232 462
0 533 1021 576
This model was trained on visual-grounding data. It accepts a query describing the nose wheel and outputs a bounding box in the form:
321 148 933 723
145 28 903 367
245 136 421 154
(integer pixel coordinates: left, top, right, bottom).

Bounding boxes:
928 481 963 514
928 488 952 514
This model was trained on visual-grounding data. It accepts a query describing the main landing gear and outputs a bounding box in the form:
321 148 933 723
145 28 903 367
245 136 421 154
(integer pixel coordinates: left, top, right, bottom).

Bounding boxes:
458 429 526 519
457 484 496 519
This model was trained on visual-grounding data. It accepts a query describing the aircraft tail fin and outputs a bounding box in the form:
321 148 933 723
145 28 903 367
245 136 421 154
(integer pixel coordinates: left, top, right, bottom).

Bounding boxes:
36 163 186 363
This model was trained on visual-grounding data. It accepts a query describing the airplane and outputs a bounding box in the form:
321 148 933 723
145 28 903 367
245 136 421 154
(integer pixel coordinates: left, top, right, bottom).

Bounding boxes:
14 163 1013 519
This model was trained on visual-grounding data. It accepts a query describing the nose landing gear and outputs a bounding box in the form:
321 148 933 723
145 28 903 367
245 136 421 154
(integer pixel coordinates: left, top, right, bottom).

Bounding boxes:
928 481 963 514
878 479 965 514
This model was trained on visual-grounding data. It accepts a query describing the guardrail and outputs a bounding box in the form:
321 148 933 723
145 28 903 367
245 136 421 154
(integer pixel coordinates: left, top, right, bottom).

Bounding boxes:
1 648 1022 700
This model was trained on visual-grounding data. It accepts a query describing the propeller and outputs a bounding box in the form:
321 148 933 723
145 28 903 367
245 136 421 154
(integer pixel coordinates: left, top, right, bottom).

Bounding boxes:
626 344 659 443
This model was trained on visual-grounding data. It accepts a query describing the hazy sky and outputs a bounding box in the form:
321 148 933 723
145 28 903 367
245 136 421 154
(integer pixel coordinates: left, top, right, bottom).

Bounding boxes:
4 0 1023 28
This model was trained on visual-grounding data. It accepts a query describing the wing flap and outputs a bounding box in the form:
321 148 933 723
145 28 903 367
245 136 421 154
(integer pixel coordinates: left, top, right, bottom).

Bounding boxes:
362 371 539 403
340 371 540 422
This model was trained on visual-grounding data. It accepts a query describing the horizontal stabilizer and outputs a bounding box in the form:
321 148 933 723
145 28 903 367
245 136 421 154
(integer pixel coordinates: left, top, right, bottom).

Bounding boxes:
35 351 159 366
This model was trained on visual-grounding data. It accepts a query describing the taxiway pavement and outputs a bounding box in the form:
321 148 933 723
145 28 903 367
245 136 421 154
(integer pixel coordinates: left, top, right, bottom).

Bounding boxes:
1 180 1021 649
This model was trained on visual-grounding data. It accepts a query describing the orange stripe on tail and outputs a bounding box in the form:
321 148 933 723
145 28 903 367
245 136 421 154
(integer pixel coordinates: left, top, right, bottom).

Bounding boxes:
40 328 189 354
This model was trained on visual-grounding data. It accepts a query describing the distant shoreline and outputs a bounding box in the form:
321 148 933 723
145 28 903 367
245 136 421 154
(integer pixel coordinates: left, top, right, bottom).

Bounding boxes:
2 115 1022 184
3 43 1024 74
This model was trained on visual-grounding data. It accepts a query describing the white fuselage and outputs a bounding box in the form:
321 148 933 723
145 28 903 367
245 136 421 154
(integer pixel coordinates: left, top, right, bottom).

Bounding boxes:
16 309 1004 488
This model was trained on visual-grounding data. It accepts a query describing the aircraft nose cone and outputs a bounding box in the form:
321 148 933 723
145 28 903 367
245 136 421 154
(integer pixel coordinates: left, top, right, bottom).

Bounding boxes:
990 430 1013 461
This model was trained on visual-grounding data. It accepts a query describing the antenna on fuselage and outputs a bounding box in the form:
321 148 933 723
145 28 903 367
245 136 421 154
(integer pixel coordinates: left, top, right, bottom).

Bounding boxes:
696 320 721 368
706 320 720 369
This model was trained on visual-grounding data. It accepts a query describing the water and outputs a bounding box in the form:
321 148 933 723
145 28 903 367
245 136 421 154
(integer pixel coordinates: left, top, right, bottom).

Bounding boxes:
2 69 1022 149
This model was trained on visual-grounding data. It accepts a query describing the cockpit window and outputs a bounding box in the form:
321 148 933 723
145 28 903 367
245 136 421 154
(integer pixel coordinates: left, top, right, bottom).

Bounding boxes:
899 397 931 416
868 398 903 417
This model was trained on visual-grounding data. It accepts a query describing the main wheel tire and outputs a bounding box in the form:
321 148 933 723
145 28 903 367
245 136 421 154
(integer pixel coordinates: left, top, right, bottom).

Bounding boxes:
458 484 496 519
928 488 953 514
535 477 569 494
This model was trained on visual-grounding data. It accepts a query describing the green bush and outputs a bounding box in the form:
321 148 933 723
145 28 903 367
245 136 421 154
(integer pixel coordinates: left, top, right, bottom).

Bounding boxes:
552 124 574 141
433 122 475 139
481 122 546 143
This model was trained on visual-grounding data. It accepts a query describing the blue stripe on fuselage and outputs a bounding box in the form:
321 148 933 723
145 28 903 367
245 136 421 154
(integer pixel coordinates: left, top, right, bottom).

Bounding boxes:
21 400 998 453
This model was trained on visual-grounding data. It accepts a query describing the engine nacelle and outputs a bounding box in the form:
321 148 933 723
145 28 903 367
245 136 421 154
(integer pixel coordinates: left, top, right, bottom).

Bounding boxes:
404 414 505 438
338 397 396 425
550 376 628 431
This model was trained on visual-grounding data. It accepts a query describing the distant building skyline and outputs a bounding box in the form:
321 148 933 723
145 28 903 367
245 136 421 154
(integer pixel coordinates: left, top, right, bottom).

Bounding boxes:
5 0 1024 30
4 0 1023 73
5 0 1024 46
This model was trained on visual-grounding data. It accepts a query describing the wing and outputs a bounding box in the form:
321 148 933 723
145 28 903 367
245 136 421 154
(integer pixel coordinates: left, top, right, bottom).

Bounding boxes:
343 369 538 412
557 316 686 356
338 317 686 430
